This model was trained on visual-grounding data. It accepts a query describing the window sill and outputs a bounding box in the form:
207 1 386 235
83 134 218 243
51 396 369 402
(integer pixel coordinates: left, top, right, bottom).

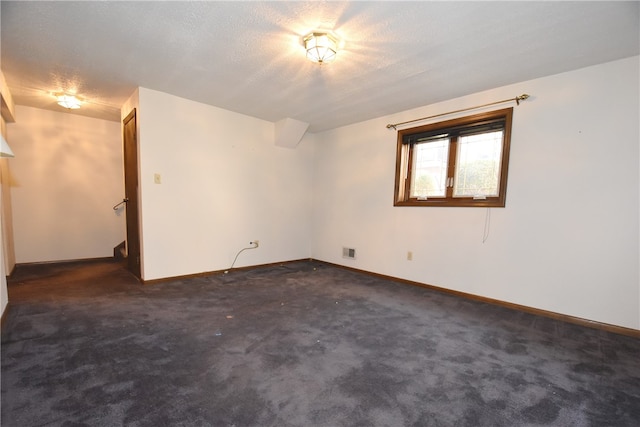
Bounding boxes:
394 198 505 208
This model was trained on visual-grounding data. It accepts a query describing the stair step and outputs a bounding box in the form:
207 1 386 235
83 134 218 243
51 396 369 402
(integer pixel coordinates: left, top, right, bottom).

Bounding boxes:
113 241 127 260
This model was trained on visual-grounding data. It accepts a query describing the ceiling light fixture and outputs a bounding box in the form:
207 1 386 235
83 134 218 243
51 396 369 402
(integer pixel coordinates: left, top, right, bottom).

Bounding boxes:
303 32 339 64
56 93 83 109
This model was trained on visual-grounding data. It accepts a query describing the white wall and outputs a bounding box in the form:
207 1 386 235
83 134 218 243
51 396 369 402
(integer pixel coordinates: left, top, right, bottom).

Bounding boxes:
8 106 124 263
312 56 640 330
0 120 11 317
135 88 314 280
1 69 16 318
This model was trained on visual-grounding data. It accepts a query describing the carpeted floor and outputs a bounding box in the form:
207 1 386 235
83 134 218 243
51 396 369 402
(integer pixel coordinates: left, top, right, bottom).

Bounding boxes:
2 259 639 426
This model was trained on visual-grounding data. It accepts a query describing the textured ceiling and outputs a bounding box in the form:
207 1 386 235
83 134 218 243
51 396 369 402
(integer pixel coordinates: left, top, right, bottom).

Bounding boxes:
1 1 638 132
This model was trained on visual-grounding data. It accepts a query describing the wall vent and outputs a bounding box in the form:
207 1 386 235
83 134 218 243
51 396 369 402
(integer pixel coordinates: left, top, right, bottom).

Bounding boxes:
342 247 356 259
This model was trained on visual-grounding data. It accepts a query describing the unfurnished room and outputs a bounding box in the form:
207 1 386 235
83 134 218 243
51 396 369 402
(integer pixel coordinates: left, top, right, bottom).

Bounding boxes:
0 1 639 426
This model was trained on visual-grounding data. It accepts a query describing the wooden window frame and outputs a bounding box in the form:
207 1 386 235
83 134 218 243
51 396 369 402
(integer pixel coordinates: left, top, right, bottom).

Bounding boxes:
394 108 513 207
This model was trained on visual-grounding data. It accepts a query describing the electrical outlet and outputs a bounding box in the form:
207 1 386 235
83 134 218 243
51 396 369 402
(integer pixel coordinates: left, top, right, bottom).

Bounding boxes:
407 251 413 261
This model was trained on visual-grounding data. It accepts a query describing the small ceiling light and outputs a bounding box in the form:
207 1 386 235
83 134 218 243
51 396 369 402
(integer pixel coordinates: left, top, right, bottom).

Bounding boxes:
56 93 83 109
303 32 339 64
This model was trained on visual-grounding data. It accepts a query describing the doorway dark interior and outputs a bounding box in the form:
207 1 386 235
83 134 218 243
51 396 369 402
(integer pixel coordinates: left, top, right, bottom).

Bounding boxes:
123 109 141 279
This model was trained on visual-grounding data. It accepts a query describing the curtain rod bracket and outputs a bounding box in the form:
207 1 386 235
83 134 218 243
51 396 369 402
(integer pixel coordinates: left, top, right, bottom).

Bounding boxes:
386 93 530 130
515 93 530 105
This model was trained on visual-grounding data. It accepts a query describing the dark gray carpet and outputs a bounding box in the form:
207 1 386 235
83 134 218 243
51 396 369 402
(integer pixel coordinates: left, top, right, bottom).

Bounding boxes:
2 259 639 426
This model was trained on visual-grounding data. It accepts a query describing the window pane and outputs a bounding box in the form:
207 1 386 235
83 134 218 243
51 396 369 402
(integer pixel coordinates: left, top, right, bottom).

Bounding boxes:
454 131 503 197
410 138 449 198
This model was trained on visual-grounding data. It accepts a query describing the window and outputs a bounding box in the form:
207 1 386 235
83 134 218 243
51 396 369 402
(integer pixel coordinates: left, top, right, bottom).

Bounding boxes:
394 108 513 207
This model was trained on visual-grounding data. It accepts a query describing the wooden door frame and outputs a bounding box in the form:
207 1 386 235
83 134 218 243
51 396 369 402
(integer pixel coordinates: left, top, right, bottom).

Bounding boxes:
123 109 141 279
